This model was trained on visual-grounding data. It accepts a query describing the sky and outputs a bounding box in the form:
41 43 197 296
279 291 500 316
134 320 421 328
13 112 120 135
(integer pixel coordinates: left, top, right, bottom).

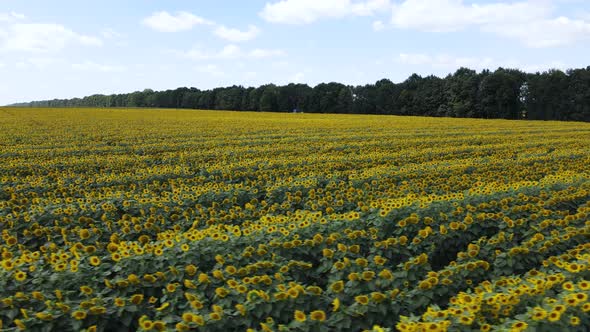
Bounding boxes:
1 0 590 105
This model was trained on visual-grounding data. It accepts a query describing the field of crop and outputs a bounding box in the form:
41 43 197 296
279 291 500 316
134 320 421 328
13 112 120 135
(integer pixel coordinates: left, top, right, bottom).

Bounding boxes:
0 108 589 332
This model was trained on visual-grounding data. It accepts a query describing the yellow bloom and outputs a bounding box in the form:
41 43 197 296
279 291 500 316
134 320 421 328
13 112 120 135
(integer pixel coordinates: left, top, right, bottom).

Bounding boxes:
14 271 26 282
511 321 527 331
355 295 369 305
310 310 326 321
198 273 209 283
89 256 101 266
114 297 125 307
547 311 561 322
215 287 229 298
371 292 386 303
80 286 93 295
332 298 340 312
130 294 144 305
156 302 170 311
88 306 106 315
72 310 87 320
176 323 190 331
185 264 197 276
14 319 26 331
294 310 306 322
182 312 195 323
140 320 153 330
236 304 246 316
570 316 580 326
362 271 375 281
35 312 53 321
330 280 344 293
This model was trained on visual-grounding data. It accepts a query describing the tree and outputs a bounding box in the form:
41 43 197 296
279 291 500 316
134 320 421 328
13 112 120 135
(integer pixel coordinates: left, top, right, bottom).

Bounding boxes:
445 68 481 118
259 85 278 112
478 68 525 119
10 65 590 122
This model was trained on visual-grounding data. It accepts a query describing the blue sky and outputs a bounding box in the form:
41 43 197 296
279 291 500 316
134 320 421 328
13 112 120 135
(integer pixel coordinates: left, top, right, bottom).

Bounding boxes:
1 0 589 105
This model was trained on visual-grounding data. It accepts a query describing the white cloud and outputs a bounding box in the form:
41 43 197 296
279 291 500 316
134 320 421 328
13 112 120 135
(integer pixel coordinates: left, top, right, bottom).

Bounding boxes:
271 60 290 68
396 52 567 72
0 11 25 22
72 61 127 72
219 44 242 58
28 57 60 69
249 48 286 58
142 11 213 32
390 0 590 48
260 0 391 24
291 72 305 82
172 47 210 61
214 24 260 42
172 45 286 60
397 53 495 69
391 0 550 32
10 57 62 70
195 64 224 77
372 20 385 31
486 16 590 48
101 28 123 39
0 23 102 52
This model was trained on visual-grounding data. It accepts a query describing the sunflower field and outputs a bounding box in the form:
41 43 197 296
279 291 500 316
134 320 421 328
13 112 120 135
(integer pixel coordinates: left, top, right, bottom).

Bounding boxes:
1 108 589 332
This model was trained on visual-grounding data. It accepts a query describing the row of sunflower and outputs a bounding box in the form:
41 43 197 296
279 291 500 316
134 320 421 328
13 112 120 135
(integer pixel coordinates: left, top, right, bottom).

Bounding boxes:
1 108 589 331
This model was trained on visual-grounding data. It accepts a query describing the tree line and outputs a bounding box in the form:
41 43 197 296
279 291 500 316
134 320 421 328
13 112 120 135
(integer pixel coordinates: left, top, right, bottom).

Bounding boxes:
10 66 590 121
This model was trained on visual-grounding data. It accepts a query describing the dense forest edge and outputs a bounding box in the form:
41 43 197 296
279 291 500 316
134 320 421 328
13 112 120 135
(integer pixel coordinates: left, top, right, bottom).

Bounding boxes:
9 66 590 122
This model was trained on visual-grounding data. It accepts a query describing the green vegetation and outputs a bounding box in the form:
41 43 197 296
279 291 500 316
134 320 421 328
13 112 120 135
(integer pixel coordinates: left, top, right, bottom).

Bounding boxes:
10 67 590 122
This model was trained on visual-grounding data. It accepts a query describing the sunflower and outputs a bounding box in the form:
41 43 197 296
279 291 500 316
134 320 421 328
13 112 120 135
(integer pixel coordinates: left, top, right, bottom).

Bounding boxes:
531 308 547 321
156 302 170 311
152 321 166 331
236 304 246 316
89 256 101 266
215 287 229 298
570 316 580 326
198 273 209 283
166 283 177 293
35 312 53 321
114 297 125 307
14 271 26 282
511 321 527 331
294 310 306 322
80 286 93 295
355 295 369 305
562 282 574 291
362 271 375 281
130 294 144 305
310 310 326 321
378 269 394 280
176 323 190 332
89 306 106 315
182 312 195 323
72 310 87 320
371 292 386 303
140 320 153 330
330 281 344 293
547 311 561 322
185 264 197 276
332 298 340 312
